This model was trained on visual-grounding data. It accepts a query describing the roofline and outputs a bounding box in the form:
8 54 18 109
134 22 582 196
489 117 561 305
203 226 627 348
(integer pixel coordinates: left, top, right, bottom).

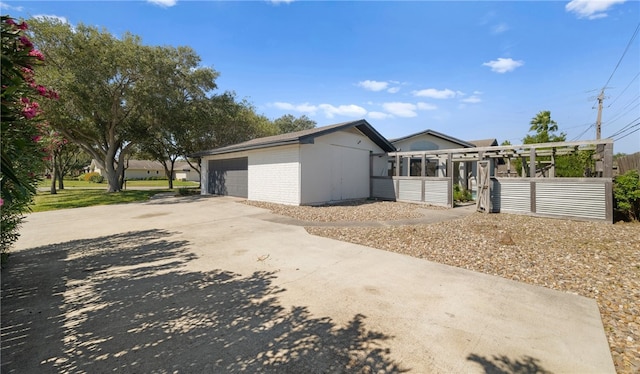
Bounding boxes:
190 119 395 157
390 129 475 148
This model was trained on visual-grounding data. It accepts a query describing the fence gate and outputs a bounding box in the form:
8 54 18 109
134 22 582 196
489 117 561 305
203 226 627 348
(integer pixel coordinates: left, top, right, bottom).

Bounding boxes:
476 161 491 213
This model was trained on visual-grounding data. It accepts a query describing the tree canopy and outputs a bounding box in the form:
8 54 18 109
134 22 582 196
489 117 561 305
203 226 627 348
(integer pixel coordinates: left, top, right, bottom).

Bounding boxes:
273 114 316 134
523 110 566 144
28 17 219 192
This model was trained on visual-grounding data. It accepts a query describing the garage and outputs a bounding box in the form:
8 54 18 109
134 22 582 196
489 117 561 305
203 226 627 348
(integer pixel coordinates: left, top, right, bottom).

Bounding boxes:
208 157 248 198
194 120 396 205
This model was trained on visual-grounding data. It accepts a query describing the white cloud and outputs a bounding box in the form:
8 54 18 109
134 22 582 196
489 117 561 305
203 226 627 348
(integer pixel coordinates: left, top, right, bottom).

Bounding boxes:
272 102 367 118
461 96 482 104
357 80 389 92
318 104 367 118
482 57 524 73
492 23 509 34
33 14 69 24
412 88 457 99
473 90 483 95
0 2 23 11
268 0 295 4
147 0 177 7
566 0 626 20
368 111 392 120
383 102 418 117
387 87 400 94
272 102 318 115
417 102 438 110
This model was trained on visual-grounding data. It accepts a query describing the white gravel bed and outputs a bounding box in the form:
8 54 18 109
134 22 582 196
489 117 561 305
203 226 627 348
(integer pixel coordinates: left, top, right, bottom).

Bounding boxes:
243 200 431 222
248 200 640 373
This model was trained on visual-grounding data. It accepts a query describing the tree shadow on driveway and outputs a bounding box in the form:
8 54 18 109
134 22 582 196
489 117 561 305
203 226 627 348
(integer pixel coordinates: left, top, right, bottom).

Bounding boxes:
1 229 407 373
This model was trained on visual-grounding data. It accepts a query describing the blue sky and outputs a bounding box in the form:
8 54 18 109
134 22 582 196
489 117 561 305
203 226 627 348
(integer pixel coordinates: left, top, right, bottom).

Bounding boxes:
3 0 639 153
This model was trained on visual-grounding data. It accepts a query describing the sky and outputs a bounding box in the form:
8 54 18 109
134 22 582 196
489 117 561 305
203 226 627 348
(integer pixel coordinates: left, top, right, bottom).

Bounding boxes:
3 0 639 154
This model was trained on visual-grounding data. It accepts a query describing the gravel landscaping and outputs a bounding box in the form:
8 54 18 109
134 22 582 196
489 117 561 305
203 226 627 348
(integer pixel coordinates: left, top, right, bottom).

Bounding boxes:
248 200 640 373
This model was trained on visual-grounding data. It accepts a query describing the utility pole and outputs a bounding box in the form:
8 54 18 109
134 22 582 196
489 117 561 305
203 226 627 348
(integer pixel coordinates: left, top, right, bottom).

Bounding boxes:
595 88 605 139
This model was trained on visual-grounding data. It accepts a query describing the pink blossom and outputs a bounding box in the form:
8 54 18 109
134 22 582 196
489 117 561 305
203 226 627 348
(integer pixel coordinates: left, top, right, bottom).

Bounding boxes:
28 49 45 61
36 85 47 96
23 107 38 119
19 36 33 49
0 198 4 207
5 19 16 26
32 135 42 142
17 22 28 30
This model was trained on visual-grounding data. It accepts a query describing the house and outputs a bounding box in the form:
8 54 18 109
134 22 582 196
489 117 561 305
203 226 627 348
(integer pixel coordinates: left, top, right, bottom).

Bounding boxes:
192 119 395 205
468 138 499 148
390 129 475 152
89 159 199 181
389 129 476 181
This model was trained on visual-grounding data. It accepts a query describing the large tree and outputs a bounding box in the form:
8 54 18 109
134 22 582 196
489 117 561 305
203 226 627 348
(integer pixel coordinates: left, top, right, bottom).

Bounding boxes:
523 110 565 144
273 114 316 134
180 92 278 178
28 17 218 192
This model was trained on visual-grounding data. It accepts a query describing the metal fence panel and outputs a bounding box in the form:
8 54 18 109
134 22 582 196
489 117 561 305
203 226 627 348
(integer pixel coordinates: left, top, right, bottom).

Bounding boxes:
425 180 449 206
398 179 422 202
371 178 396 200
492 179 530 213
536 182 606 220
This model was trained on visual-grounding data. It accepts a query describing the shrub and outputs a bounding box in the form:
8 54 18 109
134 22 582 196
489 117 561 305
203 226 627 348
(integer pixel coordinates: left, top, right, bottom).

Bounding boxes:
89 174 104 183
453 184 472 202
82 172 103 183
614 170 640 221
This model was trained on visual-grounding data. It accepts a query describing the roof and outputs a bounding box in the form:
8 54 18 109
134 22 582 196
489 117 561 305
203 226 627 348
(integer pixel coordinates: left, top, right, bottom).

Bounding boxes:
92 159 196 171
192 119 396 157
389 129 475 148
125 160 165 170
468 138 498 147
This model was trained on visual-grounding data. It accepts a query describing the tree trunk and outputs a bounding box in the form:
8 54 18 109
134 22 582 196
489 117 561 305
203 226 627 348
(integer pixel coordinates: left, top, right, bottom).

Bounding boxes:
50 162 57 194
56 154 64 190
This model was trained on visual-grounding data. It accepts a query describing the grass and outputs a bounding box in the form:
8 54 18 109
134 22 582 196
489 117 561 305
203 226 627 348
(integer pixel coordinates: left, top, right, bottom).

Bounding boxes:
39 179 199 188
32 189 176 212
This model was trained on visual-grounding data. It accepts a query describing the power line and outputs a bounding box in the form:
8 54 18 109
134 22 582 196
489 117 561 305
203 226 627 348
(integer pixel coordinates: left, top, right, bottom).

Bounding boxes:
570 123 595 141
592 22 640 139
607 72 639 108
604 100 640 126
614 125 639 141
602 22 640 89
608 116 640 138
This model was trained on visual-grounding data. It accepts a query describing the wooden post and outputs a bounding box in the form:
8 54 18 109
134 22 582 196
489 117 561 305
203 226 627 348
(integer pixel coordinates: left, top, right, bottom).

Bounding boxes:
506 158 511 177
395 154 400 177
550 148 556 178
603 143 613 178
529 148 536 178
421 153 426 177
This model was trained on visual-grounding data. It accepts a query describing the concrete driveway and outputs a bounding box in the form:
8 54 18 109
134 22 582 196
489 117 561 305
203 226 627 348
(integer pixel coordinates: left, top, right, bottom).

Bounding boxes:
2 195 615 373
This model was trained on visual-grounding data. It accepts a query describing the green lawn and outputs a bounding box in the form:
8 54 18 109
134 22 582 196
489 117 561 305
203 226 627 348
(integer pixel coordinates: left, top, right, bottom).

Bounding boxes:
32 188 181 212
39 179 199 188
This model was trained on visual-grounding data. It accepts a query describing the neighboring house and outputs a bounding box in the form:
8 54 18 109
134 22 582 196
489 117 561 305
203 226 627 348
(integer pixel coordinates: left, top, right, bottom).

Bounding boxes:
391 129 475 152
89 159 199 181
389 129 476 179
192 119 395 205
468 138 498 148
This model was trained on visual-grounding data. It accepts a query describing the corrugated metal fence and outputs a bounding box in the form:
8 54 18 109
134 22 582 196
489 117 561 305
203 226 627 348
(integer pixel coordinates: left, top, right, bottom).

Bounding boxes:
371 176 452 207
491 178 612 222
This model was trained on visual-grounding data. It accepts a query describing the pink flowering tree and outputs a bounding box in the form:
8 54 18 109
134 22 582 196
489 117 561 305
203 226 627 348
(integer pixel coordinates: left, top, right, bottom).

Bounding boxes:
1 15 57 255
